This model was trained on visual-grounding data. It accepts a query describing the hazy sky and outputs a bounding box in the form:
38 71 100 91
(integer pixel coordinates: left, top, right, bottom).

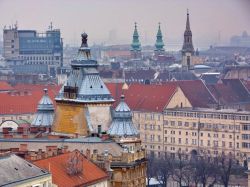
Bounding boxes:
0 0 250 49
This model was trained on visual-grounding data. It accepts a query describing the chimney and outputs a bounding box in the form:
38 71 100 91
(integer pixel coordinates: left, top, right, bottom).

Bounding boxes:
62 146 68 153
104 150 112 172
20 144 28 151
85 149 90 160
37 149 43 160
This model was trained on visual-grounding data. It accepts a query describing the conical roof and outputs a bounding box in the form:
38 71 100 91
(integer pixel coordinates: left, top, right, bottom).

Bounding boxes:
182 9 194 54
108 95 138 137
155 23 165 51
131 22 141 51
56 33 114 104
32 89 54 126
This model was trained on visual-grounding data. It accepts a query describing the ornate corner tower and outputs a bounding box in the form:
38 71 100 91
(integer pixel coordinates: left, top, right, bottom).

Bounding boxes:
32 89 55 127
108 95 138 138
154 22 165 56
52 33 114 135
181 9 195 71
130 22 142 59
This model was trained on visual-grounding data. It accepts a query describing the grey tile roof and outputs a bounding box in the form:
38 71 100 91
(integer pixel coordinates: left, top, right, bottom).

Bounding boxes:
32 89 54 126
56 34 114 103
108 95 138 137
0 154 50 187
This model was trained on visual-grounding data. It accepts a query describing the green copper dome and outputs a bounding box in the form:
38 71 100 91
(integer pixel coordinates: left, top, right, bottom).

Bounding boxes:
155 23 165 51
131 22 141 51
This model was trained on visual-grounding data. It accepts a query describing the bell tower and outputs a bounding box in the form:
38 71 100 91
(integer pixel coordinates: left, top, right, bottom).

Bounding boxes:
181 9 195 71
52 33 114 135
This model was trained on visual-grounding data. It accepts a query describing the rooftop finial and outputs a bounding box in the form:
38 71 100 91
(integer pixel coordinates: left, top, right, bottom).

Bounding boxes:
44 88 48 95
187 8 189 15
81 32 88 47
120 94 125 101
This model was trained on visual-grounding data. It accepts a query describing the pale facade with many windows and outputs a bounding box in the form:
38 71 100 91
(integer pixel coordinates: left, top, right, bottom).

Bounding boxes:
133 108 250 165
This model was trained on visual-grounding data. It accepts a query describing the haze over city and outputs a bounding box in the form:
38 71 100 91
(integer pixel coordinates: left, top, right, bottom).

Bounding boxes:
0 0 250 49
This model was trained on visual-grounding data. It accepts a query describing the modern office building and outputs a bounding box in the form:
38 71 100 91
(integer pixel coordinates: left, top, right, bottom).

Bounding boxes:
3 24 63 77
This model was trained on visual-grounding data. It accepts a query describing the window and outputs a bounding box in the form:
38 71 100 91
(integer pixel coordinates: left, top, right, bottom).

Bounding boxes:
184 122 189 127
193 122 196 128
214 133 218 138
185 138 188 144
192 139 197 145
164 130 167 134
243 124 250 130
150 135 155 141
178 138 182 144
179 131 181 135
158 135 161 142
237 143 239 149
144 134 147 141
158 125 161 131
214 141 218 147
144 124 147 130
165 137 167 142
171 137 175 144
170 121 175 126
186 132 188 136
200 140 203 146
222 134 225 138
178 121 182 126
208 133 211 137
200 132 203 137
229 135 232 139
222 141 225 147
97 125 102 134
207 140 211 146
229 142 233 148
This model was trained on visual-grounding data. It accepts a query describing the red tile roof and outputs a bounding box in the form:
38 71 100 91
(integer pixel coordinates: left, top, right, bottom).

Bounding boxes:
106 83 177 112
106 80 217 112
207 79 250 104
34 150 108 187
170 80 217 108
0 84 61 115
106 82 124 104
0 81 13 91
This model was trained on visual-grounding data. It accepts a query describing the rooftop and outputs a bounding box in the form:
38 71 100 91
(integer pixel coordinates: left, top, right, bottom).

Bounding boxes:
0 154 50 187
34 150 109 187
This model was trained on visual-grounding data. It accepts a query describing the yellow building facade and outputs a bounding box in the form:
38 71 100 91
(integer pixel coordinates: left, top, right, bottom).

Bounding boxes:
134 108 250 166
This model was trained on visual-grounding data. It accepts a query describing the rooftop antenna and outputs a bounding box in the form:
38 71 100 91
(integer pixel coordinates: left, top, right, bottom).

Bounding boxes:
14 21 18 30
49 22 53 31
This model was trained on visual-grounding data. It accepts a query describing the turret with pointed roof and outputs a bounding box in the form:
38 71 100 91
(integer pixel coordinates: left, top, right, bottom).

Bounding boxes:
56 33 114 103
108 95 138 137
131 22 141 51
182 10 194 55
32 89 54 126
53 33 114 135
155 23 165 52
181 10 195 71
130 22 142 59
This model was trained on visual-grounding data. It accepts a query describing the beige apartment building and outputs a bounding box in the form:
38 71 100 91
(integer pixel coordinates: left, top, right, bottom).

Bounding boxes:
133 108 250 166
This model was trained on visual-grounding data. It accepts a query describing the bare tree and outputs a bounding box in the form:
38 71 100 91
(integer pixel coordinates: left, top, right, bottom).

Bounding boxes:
171 151 188 187
156 154 172 186
146 154 156 186
217 154 235 187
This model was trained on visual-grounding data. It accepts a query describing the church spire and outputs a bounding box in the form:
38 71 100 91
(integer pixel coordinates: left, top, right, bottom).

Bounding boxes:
155 22 165 51
182 9 194 55
131 22 141 51
186 9 191 31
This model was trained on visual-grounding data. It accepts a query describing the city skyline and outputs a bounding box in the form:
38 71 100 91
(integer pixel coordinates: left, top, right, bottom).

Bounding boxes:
0 0 250 50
